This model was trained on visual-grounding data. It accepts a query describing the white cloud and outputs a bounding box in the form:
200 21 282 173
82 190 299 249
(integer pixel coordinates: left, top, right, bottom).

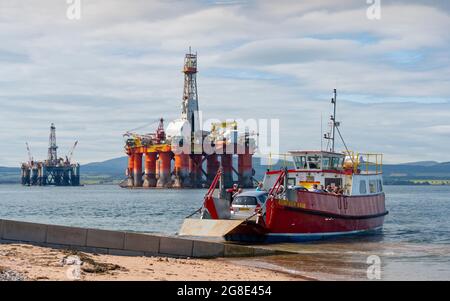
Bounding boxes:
0 0 449 166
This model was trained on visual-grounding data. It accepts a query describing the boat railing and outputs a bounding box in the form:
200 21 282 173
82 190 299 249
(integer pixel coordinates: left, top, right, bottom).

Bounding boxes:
344 151 383 175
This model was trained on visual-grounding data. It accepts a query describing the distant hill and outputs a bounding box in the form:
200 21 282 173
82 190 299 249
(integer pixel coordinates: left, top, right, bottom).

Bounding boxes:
383 162 450 177
0 167 20 173
1 158 450 185
82 157 128 176
82 156 293 180
0 167 20 184
400 161 439 167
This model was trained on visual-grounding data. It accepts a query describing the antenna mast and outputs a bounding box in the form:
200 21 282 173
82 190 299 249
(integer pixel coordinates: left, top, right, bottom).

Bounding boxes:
331 88 337 152
324 89 340 153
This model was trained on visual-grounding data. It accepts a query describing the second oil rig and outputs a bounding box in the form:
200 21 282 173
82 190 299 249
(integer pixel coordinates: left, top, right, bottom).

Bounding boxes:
123 49 257 189
21 123 81 186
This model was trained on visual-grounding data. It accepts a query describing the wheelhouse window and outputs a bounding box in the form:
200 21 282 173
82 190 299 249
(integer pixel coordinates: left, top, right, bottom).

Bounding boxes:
322 156 331 169
331 157 344 169
293 156 307 170
307 155 321 169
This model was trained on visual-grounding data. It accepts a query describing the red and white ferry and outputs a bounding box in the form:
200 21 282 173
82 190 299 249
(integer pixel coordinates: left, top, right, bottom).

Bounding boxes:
225 150 387 242
180 90 388 242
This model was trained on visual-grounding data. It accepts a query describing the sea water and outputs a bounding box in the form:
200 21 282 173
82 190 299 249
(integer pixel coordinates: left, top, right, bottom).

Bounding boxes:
0 184 449 280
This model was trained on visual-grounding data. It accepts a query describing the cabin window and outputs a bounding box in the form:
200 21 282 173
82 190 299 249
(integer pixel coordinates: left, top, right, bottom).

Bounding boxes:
377 179 383 192
322 157 331 169
369 180 377 193
330 157 343 169
287 178 296 187
307 155 321 169
359 180 367 194
326 178 342 188
293 156 307 169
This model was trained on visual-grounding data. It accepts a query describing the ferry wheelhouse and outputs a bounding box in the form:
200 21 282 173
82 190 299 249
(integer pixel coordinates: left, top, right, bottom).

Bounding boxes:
264 150 384 197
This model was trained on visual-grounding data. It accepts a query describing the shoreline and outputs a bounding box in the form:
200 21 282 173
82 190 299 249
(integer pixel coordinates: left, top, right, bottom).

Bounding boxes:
0 243 302 281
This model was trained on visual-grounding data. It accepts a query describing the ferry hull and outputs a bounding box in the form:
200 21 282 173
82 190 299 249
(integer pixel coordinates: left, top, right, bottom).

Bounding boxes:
225 191 388 242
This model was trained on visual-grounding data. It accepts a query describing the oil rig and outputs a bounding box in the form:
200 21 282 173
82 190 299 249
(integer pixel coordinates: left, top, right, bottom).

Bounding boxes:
122 49 257 189
21 123 81 186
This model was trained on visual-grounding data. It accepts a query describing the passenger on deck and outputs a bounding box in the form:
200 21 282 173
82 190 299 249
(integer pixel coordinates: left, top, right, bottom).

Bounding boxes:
312 184 321 193
256 182 264 191
233 188 243 199
326 185 333 193
226 184 239 204
333 186 342 195
319 185 326 192
275 185 285 198
227 183 238 194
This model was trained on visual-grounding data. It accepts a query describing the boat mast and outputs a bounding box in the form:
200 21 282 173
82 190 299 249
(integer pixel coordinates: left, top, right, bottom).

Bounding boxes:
326 89 353 163
331 89 337 153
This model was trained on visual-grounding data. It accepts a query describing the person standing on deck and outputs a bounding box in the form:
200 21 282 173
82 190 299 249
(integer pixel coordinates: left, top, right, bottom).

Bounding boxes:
312 184 321 193
256 182 264 191
226 184 239 204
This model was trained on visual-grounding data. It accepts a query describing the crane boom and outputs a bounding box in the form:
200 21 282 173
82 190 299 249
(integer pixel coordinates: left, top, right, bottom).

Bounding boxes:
67 141 78 163
26 142 33 163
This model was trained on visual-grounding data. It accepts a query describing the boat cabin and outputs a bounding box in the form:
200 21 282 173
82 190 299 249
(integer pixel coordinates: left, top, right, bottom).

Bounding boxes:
263 150 384 197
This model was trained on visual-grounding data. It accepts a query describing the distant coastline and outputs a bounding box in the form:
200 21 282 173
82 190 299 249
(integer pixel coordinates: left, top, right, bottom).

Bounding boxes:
384 179 450 186
1 177 449 186
2 157 450 186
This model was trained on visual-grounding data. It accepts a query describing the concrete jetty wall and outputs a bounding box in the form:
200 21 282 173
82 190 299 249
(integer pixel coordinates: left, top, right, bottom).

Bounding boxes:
0 219 279 258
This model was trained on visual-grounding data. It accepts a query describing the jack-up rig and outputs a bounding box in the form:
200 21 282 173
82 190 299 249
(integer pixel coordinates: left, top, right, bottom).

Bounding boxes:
122 49 257 189
21 123 81 186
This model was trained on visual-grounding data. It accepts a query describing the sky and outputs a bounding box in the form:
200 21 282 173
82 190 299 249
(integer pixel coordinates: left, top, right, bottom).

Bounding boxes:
0 0 449 166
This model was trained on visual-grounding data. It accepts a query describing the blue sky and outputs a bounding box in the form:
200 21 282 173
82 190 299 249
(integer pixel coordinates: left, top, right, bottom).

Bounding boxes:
0 0 449 166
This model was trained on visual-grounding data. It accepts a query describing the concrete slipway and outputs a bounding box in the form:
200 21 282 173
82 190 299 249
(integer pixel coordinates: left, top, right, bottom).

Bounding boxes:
0 219 285 258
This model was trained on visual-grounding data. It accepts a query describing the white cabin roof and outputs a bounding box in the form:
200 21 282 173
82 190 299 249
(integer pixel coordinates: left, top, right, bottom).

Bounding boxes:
288 150 345 157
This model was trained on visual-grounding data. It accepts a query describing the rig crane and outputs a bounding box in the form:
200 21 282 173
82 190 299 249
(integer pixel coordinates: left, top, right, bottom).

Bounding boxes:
65 141 78 164
25 142 34 164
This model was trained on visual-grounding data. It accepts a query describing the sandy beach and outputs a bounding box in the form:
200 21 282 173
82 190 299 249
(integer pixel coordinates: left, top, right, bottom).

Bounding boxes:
0 243 301 281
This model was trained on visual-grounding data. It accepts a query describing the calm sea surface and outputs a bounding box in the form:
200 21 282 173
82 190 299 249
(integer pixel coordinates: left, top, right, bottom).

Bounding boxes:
0 184 449 280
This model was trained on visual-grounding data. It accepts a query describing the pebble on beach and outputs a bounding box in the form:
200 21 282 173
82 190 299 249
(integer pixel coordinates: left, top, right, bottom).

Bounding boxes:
0 267 28 281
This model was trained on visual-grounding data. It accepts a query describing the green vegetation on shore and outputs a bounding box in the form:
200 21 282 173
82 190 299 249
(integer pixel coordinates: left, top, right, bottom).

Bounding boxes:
411 179 450 185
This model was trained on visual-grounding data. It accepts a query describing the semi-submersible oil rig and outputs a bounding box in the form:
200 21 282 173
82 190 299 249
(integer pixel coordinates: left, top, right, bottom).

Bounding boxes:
21 123 80 186
122 49 257 189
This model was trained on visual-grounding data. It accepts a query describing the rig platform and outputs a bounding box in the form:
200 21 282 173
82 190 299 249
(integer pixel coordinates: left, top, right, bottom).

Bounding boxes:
21 123 81 186
122 49 257 189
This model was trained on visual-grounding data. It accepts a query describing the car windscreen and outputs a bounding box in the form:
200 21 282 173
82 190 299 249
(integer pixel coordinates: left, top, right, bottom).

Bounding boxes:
257 194 268 203
233 196 258 206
